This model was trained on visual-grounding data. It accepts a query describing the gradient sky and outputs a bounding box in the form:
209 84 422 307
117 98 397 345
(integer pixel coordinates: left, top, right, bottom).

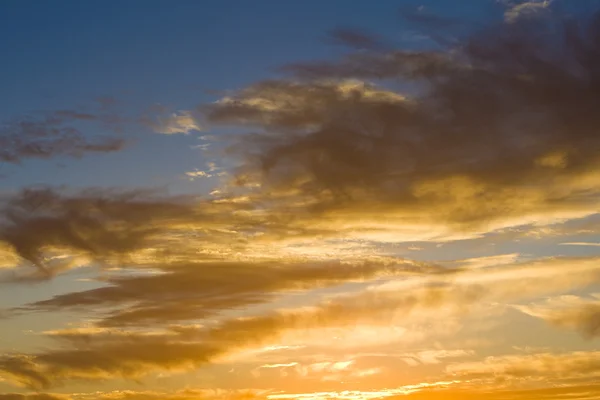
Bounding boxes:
1 1 600 400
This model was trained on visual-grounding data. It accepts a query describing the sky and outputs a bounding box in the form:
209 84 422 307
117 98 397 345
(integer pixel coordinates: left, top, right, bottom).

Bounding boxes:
1 0 600 399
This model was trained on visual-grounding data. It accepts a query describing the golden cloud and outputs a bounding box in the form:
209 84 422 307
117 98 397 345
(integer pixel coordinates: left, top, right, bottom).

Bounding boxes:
192 10 600 241
3 255 599 389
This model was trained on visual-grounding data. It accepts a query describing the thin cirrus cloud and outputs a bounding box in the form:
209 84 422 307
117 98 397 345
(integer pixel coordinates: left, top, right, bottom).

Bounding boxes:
560 242 600 247
445 350 600 382
141 110 202 134
503 0 552 23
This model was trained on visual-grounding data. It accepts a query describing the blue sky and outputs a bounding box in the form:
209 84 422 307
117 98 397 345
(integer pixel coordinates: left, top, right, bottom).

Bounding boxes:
0 0 504 192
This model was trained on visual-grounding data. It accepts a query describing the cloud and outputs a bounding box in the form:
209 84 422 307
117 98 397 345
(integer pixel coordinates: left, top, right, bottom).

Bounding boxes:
446 350 600 383
267 380 461 400
504 1 551 23
197 9 600 240
445 253 521 270
4 7 600 399
0 187 196 278
380 383 600 400
0 109 126 165
8 383 599 400
186 162 225 180
142 110 202 134
0 389 266 400
515 294 600 338
79 389 266 400
23 258 434 326
397 349 474 366
560 242 600 247
0 395 70 400
253 359 359 381
204 79 404 136
0 183 436 280
1 310 329 389
3 255 598 389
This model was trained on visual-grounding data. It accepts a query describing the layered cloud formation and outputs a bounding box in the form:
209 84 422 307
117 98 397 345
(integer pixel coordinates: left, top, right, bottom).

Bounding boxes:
1 2 600 400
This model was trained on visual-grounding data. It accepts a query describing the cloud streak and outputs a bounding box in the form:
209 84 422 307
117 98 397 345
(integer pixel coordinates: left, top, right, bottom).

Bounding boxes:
23 258 434 326
516 294 600 338
0 109 126 165
2 254 599 389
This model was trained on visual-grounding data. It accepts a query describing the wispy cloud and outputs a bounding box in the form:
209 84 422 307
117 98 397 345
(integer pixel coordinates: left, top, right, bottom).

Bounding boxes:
0 110 125 165
142 110 202 134
504 1 552 23
560 242 600 247
515 294 600 338
446 350 600 383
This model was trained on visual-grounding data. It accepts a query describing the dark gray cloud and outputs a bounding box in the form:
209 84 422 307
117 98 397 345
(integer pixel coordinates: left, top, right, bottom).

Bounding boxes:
0 187 195 277
0 109 126 165
201 8 600 233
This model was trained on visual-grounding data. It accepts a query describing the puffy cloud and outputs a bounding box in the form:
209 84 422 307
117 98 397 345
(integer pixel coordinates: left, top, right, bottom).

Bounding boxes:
0 187 196 278
199 9 600 240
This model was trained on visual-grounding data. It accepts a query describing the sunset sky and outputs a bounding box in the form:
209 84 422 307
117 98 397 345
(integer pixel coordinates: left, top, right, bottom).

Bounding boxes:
1 1 600 399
